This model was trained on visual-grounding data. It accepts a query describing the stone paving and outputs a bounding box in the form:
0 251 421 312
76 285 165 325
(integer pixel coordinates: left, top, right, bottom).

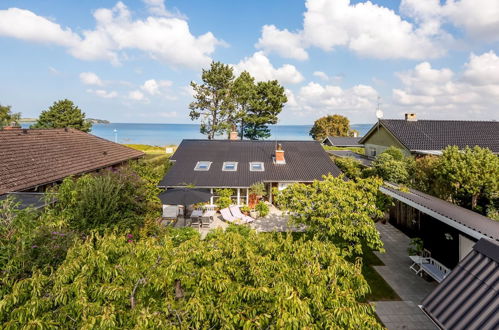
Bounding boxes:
373 222 438 330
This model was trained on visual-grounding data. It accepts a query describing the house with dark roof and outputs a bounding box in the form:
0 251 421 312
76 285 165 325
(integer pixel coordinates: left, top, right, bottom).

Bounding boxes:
382 184 499 272
322 136 363 148
421 238 499 330
0 128 143 206
359 113 499 158
159 138 341 205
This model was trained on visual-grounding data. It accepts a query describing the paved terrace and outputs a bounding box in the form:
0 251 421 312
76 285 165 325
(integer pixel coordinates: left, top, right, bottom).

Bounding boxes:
373 222 438 330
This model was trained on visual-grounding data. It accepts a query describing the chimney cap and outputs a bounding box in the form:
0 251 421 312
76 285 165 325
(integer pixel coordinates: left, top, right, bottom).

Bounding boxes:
405 113 417 121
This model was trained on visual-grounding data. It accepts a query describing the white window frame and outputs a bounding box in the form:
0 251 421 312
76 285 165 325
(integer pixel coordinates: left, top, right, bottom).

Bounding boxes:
194 161 212 171
249 161 265 172
222 161 238 171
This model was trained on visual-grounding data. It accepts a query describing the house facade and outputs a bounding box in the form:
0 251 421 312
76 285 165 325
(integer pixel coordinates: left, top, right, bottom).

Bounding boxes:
0 128 143 207
159 139 341 205
382 184 499 270
359 113 499 158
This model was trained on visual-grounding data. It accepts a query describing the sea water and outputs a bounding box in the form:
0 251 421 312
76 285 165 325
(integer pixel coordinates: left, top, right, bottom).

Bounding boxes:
23 123 373 146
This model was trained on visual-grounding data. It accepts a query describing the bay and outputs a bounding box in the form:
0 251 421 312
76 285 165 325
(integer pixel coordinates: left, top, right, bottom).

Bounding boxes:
23 123 374 146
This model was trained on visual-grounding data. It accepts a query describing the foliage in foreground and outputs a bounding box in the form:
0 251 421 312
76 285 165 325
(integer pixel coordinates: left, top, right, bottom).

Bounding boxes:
0 227 382 329
31 99 92 132
275 175 384 255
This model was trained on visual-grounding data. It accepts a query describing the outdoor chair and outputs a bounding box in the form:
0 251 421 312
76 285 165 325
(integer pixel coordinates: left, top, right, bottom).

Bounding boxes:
201 216 211 228
221 208 237 223
229 205 254 223
190 216 200 228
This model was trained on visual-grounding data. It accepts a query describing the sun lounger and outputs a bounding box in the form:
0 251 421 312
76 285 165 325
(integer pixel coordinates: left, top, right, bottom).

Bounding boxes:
230 205 254 223
221 208 237 223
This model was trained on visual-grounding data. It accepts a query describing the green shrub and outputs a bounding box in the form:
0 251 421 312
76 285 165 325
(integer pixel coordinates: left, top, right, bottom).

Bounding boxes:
249 182 267 197
255 201 269 217
240 205 251 213
53 168 149 233
407 237 424 256
335 157 362 180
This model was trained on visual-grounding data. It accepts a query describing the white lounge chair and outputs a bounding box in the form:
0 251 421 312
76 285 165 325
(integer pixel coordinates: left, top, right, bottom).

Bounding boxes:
221 208 238 223
230 205 254 223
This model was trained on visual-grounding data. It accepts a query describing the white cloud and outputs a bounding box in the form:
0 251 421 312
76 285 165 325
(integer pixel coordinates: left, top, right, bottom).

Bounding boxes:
392 51 499 119
87 89 118 98
0 2 222 69
256 0 448 61
401 0 499 42
233 51 304 84
141 79 173 95
79 72 104 86
128 90 147 101
255 25 308 61
0 8 81 47
313 71 329 81
284 81 378 122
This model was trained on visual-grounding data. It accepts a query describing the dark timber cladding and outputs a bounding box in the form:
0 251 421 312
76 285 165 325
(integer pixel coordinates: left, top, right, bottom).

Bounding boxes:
421 238 499 330
0 128 144 195
160 140 341 188
381 185 499 241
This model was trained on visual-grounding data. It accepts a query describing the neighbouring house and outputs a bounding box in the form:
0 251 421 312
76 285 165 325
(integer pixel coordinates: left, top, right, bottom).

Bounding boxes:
322 136 363 148
381 184 499 273
421 238 499 330
159 139 341 205
0 128 143 208
359 113 499 158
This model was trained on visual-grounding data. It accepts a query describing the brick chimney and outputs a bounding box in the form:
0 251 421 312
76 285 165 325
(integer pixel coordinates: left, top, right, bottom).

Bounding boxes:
229 125 238 140
275 143 286 164
405 113 417 121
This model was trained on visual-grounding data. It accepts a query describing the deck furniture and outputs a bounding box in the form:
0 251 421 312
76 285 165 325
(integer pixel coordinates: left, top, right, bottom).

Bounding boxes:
221 208 237 223
409 255 450 283
230 205 254 223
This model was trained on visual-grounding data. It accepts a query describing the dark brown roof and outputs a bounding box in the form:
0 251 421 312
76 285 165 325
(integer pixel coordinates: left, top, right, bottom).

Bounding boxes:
0 128 143 194
421 238 499 330
160 139 341 188
381 185 499 241
323 136 362 147
359 120 499 153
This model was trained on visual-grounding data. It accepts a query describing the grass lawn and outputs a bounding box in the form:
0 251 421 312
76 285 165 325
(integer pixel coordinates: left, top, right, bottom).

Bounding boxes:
124 144 173 172
362 247 400 301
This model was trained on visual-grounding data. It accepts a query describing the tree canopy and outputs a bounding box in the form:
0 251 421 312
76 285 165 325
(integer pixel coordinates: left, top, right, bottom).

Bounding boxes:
0 226 381 329
274 175 384 255
189 62 286 140
435 146 499 210
189 62 235 140
309 114 357 141
0 104 21 128
31 99 92 132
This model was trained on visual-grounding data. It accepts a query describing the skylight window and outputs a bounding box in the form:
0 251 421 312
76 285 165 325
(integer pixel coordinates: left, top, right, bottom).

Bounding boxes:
194 161 212 171
222 161 238 171
249 162 265 172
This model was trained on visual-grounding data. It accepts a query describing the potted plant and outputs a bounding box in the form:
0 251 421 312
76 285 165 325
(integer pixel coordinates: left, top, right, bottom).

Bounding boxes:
255 201 269 218
240 205 251 215
249 182 267 209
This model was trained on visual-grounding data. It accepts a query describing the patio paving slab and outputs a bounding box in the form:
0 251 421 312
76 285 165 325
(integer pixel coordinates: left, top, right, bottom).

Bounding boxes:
372 222 438 330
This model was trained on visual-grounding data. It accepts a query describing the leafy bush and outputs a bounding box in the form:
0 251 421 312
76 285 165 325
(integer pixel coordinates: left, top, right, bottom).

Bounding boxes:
0 229 382 329
407 237 424 256
240 205 251 213
381 146 405 161
215 188 232 209
255 201 269 217
335 157 363 180
53 168 149 232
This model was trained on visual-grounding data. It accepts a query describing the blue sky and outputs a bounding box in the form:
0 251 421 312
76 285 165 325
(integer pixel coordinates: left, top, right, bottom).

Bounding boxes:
1 0 498 124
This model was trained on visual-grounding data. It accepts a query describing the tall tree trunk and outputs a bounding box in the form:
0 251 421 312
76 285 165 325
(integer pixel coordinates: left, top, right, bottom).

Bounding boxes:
240 118 244 140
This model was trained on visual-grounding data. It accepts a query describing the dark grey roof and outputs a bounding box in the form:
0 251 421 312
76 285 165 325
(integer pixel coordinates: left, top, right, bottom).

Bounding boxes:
0 192 52 210
381 185 499 241
421 238 499 330
359 120 499 153
323 136 362 147
160 140 341 188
